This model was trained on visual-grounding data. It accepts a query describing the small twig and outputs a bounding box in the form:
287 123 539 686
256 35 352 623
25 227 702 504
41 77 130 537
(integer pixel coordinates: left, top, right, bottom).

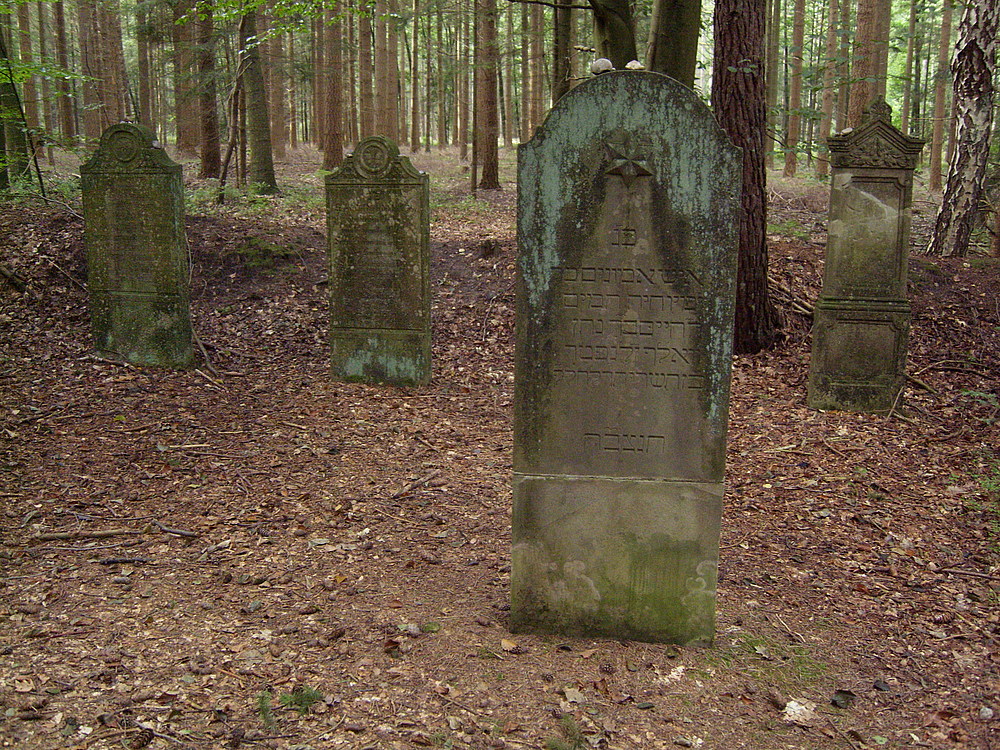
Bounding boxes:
0 263 27 291
192 329 221 377
152 519 199 538
825 717 862 750
937 567 999 583
45 257 87 291
390 468 442 499
98 557 154 565
906 374 938 394
34 529 140 541
885 383 906 421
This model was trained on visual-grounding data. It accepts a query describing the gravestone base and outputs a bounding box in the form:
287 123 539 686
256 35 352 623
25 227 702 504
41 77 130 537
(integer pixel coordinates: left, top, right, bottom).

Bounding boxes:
91 292 194 367
807 298 910 413
331 329 431 387
511 476 721 645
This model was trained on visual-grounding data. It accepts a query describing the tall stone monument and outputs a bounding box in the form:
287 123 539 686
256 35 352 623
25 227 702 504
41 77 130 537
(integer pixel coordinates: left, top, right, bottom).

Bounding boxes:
326 136 431 386
81 123 193 367
512 71 741 645
808 98 924 413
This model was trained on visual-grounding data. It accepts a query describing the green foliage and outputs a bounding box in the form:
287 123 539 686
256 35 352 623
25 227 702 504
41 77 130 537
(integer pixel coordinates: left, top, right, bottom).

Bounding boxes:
961 390 999 425
256 690 276 730
544 715 586 750
278 684 324 714
767 218 810 241
235 236 297 270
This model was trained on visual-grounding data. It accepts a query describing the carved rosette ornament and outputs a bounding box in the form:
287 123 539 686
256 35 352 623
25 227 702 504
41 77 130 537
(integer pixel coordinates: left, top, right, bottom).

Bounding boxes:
828 97 924 170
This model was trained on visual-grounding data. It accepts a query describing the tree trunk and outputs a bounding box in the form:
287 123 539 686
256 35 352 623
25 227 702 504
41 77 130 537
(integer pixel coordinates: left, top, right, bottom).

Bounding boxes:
712 0 780 353
816 0 839 177
54 1 75 140
835 0 851 130
553 1 572 102
503 1 513 146
173 0 198 155
198 5 221 179
783 0 806 176
359 8 375 138
929 0 953 192
239 11 278 194
323 4 344 170
646 0 701 87
409 0 420 152
764 0 781 169
529 3 544 132
270 29 286 159
136 6 153 130
847 0 886 127
18 3 39 152
927 0 996 257
587 0 636 70
0 16 28 180
520 3 530 141
476 0 499 188
375 0 391 137
899 0 917 134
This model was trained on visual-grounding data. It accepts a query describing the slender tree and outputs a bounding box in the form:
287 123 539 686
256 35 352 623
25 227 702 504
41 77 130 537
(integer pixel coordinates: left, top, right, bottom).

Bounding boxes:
816 0 839 177
847 0 886 127
198 3 221 178
927 0 997 256
713 0 780 353
323 4 344 169
646 0 701 86
929 0 954 191
476 0 499 188
238 10 277 193
784 0 806 176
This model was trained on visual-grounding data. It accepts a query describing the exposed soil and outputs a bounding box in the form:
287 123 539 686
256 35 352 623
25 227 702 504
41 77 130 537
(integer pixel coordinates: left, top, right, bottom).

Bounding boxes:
1 149 998 750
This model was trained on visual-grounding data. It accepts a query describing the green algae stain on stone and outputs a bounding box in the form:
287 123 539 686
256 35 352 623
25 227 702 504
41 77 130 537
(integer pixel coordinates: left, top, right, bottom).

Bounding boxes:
81 123 193 368
512 71 739 645
326 137 431 387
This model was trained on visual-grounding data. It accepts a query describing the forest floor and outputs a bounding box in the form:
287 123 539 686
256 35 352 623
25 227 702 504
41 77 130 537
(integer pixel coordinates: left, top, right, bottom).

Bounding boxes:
1 147 999 750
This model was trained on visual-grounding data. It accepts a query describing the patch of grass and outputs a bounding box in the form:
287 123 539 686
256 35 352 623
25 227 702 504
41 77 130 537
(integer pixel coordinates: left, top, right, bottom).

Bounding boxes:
966 451 1000 551
256 690 276 730
701 630 829 690
767 218 810 241
236 237 297 270
961 390 999 425
544 715 586 750
279 684 324 714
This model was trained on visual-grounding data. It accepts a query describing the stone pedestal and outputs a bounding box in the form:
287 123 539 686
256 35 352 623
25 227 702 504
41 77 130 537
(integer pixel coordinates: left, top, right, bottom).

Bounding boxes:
326 137 430 386
513 71 741 645
81 123 192 367
808 99 924 413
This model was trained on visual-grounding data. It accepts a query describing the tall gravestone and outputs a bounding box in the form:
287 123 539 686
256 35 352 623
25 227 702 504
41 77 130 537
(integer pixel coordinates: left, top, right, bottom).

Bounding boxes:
808 99 924 413
512 71 741 645
326 136 431 386
81 122 193 367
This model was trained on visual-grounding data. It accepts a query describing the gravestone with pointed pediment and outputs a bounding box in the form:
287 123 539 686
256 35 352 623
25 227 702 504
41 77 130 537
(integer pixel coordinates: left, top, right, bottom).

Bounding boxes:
512 71 741 645
326 136 430 386
81 122 193 367
808 98 924 413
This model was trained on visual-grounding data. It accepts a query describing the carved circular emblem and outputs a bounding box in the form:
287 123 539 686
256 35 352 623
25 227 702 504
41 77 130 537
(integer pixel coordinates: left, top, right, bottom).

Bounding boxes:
356 138 393 176
108 130 141 163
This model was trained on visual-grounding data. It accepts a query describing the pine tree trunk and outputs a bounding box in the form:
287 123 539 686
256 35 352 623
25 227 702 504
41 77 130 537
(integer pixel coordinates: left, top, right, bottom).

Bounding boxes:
387 0 400 141
409 0 420 152
764 0 780 169
646 0 700 86
18 4 39 152
835 0 851 129
929 0 953 192
816 0 839 177
552 1 572 102
0 16 28 178
476 0 499 188
519 3 530 141
323 4 344 170
136 6 153 130
359 9 375 138
173 0 198 155
847 0 885 127
900 0 917 134
239 11 278 194
713 0 780 353
314 18 325 148
458 7 470 159
529 4 544 132
589 0 636 69
198 6 221 179
927 0 996 257
436 5 447 148
783 0 806 176
503 2 513 146
270 30 286 159
54 1 75 141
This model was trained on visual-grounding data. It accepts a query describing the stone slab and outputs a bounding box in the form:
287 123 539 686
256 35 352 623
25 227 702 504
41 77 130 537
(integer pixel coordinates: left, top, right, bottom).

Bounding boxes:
326 137 430 386
513 71 740 645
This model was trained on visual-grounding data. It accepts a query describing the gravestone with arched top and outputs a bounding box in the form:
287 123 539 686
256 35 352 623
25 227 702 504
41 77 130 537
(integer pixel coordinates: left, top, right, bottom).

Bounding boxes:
81 122 193 367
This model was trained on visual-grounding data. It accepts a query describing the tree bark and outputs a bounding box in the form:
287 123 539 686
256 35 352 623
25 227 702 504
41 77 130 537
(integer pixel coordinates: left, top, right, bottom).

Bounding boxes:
529 3 544 133
270 29 286 159
172 0 198 155
929 0 953 192
476 0 499 188
54 1 75 140
18 4 39 149
783 0 805 176
927 0 997 257
899 0 917 134
847 0 887 127
239 11 278 194
198 4 221 179
816 0 839 177
764 0 781 169
646 0 700 87
359 8 375 138
552 0 572 102
409 0 420 152
712 0 780 353
323 4 344 170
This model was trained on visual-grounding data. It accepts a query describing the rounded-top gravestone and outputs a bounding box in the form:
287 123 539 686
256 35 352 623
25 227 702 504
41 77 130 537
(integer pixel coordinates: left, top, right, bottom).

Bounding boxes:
81 122 193 367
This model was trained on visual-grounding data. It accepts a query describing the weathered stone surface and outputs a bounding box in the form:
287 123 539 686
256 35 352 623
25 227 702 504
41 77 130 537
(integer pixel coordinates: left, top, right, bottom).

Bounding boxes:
81 123 193 367
512 71 741 645
808 99 923 413
326 136 430 386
